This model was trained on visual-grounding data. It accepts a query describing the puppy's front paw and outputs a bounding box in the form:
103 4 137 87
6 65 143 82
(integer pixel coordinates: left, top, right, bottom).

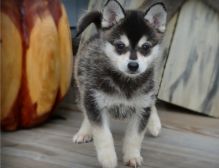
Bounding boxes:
73 132 93 144
124 154 143 167
97 148 117 168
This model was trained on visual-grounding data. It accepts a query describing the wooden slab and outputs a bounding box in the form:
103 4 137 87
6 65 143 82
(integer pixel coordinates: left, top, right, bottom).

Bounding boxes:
154 14 178 93
158 0 219 117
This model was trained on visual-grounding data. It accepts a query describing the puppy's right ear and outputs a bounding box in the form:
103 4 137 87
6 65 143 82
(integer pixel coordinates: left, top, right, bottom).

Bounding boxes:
101 0 125 28
76 11 102 37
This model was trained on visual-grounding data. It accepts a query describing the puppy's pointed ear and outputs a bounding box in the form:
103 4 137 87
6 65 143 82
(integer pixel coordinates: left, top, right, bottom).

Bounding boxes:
101 0 125 28
144 3 167 33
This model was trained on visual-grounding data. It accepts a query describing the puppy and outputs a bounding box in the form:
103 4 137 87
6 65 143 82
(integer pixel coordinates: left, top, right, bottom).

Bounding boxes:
73 0 167 167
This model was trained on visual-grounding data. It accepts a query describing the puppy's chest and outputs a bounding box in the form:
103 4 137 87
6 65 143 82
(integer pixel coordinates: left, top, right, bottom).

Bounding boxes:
94 91 154 119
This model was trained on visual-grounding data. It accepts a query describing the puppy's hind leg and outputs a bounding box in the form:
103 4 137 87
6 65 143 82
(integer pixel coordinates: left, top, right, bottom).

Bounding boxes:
73 115 93 144
146 106 161 137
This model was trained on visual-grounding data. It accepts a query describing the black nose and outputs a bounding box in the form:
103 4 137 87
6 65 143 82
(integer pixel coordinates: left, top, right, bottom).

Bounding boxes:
128 62 139 72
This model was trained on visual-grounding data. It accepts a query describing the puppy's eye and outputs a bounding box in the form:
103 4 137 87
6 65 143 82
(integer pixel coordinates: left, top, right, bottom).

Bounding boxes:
114 41 125 51
141 43 151 51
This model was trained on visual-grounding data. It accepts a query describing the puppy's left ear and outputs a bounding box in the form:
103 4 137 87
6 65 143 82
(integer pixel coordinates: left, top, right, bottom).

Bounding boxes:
101 0 125 28
144 3 167 33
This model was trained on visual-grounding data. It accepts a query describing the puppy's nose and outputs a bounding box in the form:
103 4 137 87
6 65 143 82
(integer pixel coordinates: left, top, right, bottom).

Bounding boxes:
128 62 139 72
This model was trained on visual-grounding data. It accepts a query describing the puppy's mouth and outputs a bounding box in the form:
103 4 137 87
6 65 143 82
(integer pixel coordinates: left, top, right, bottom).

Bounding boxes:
125 70 141 76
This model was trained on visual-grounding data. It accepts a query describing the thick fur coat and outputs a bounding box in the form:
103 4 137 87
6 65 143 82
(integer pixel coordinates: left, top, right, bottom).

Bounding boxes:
73 1 167 167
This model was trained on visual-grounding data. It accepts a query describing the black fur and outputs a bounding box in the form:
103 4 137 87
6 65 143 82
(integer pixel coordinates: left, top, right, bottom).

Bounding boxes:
120 11 159 47
96 77 118 94
106 10 162 49
94 62 155 99
76 11 102 37
84 90 102 124
129 50 138 60
108 105 136 119
107 67 155 99
138 107 151 133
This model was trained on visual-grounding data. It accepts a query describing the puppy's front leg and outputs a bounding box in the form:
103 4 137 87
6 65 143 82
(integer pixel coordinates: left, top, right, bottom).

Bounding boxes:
92 121 117 168
123 107 151 167
84 91 117 168
73 116 93 143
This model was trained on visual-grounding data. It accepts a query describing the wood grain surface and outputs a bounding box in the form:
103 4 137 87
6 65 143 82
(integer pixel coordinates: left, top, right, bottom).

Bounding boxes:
158 0 219 117
2 101 219 168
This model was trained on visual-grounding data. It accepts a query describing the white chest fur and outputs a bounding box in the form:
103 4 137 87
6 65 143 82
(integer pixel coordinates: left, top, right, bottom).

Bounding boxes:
94 90 154 111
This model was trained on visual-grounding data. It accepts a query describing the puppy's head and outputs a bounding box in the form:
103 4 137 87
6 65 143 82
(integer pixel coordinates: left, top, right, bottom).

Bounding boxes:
77 0 167 76
101 0 167 76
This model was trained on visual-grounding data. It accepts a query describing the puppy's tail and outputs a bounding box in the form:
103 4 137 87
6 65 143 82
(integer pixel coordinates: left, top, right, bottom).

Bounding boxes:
76 11 102 37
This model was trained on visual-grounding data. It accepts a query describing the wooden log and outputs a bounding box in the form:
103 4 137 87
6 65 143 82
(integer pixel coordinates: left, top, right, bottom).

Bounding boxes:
1 0 73 130
1 1 22 130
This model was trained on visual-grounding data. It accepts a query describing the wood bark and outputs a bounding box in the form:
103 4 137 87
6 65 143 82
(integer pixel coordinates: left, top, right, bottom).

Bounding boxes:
1 0 73 130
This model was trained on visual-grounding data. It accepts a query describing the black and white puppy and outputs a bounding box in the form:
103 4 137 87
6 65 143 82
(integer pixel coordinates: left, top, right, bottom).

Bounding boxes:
73 0 167 167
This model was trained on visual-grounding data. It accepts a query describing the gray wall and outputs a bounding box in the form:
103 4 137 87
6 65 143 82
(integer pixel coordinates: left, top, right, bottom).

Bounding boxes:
62 0 89 36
